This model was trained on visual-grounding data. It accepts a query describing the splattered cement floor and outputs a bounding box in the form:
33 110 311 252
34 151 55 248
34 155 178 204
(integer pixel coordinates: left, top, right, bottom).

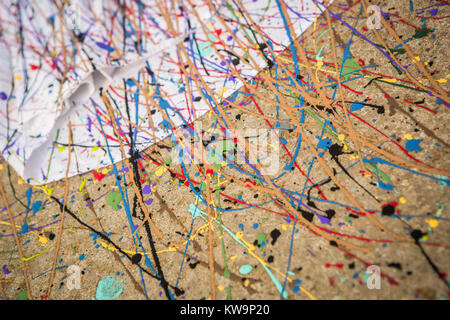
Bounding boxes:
1 0 449 300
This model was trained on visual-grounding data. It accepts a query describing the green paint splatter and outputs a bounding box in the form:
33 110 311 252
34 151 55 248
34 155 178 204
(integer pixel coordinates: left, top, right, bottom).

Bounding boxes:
413 27 433 39
16 289 28 300
227 287 232 300
95 276 124 300
342 58 361 80
374 43 406 55
256 232 267 246
106 191 122 211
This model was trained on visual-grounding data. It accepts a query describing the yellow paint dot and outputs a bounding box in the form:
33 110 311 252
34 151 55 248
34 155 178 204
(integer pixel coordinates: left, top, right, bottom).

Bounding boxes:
399 197 406 204
14 75 22 81
155 166 167 177
218 285 225 291
282 224 287 231
18 179 24 185
38 235 48 246
337 134 345 142
244 279 249 287
101 168 108 175
403 133 413 140
229 255 237 261
437 78 447 83
0 164 3 170
92 146 99 151
58 146 66 152
425 219 439 228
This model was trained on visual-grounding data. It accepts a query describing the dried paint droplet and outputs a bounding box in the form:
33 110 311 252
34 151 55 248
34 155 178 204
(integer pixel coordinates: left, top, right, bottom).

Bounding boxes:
142 185 151 194
425 219 439 228
95 276 124 300
16 289 28 300
239 264 253 275
405 139 423 152
106 191 122 211
255 232 267 246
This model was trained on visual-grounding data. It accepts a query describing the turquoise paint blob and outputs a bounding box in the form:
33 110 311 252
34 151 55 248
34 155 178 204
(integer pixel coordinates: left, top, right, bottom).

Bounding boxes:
239 264 253 275
362 272 371 284
95 276 124 300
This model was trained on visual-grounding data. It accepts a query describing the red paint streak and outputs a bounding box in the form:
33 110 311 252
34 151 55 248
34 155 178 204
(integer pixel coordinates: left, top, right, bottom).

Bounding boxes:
403 99 437 114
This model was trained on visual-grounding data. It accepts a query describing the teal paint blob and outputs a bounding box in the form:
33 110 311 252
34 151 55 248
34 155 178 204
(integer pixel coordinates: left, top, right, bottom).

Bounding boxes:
239 264 253 275
95 276 124 300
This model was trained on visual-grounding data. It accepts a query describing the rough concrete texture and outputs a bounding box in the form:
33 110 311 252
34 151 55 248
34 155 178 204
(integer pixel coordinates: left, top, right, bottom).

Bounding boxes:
0 0 449 300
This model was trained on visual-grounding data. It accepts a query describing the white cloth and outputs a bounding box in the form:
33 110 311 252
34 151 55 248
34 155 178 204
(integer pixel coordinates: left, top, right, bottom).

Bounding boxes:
0 0 329 184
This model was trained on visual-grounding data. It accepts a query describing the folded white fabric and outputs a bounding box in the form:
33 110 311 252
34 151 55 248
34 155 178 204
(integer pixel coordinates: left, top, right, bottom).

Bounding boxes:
0 0 329 185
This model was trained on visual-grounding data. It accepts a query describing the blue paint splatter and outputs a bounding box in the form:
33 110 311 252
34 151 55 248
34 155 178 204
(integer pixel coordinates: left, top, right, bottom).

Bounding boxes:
405 139 423 152
350 102 364 112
